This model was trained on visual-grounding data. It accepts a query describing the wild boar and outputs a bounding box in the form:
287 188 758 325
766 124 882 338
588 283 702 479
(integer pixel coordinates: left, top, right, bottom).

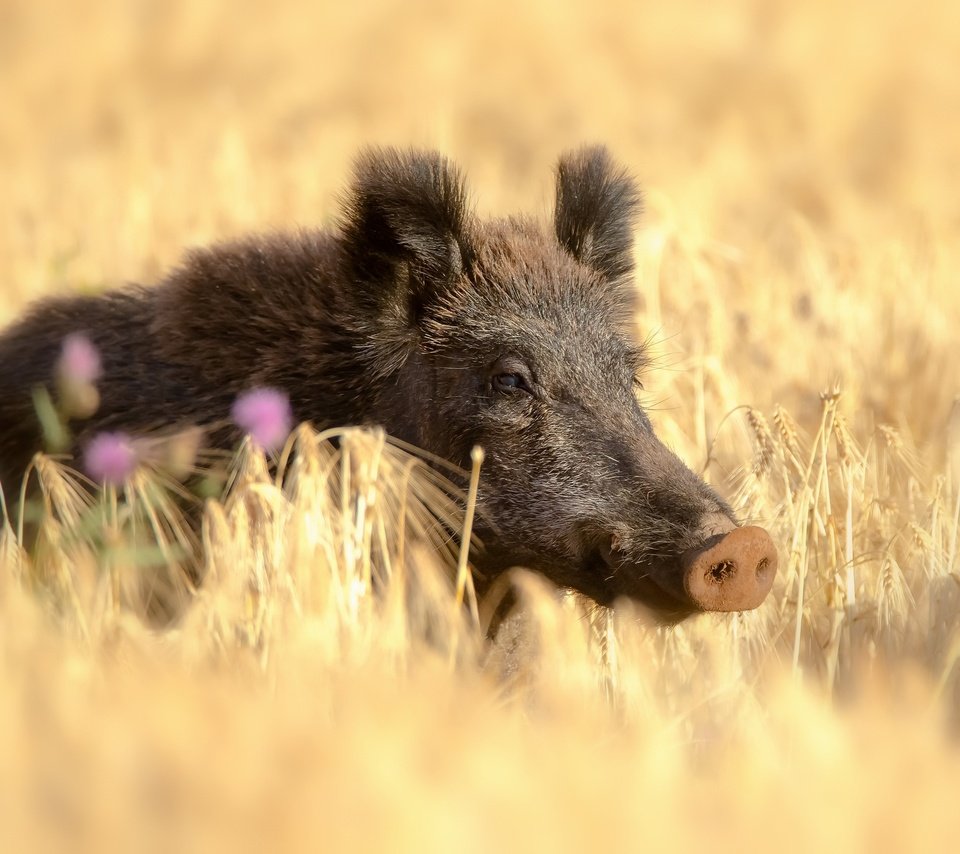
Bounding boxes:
0 146 777 619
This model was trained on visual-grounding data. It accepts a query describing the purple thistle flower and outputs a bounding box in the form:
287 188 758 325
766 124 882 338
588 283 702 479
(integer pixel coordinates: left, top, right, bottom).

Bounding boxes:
84 432 138 485
231 388 293 452
58 333 102 384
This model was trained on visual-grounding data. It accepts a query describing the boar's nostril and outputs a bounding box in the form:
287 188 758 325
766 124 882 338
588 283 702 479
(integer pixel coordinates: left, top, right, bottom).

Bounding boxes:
682 525 778 612
707 560 736 583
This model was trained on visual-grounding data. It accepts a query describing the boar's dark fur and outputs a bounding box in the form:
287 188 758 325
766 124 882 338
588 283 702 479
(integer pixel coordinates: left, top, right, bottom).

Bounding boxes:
0 146 742 619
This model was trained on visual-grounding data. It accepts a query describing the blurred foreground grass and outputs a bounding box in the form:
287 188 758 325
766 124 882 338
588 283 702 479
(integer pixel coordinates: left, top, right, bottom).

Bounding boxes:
2 0 960 850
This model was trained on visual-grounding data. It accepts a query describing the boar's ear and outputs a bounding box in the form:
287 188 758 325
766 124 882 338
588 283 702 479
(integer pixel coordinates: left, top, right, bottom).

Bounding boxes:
340 148 474 314
554 146 642 281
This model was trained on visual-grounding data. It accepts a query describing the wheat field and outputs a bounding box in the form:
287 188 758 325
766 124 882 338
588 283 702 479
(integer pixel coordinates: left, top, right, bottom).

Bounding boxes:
2 0 960 850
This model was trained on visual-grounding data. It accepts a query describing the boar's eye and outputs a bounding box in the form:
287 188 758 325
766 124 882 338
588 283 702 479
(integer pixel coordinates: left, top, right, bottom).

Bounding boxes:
490 357 534 396
493 373 528 393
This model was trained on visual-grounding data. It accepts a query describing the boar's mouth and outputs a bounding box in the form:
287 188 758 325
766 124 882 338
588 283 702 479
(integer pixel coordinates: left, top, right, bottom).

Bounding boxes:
590 525 779 619
581 552 701 623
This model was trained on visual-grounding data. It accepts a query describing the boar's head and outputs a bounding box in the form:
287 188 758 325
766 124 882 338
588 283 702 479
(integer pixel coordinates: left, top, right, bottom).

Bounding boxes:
340 146 777 620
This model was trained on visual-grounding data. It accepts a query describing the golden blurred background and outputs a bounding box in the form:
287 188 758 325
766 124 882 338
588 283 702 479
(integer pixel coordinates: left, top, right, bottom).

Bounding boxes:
2 0 960 850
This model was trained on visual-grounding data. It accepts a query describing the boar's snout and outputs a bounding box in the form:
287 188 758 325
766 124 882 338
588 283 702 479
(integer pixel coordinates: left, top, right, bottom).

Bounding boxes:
599 513 779 616
680 524 778 612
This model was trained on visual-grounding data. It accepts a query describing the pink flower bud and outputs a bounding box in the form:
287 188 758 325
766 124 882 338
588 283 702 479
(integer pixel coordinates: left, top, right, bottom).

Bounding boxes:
231 388 293 452
84 432 138 485
58 333 102 384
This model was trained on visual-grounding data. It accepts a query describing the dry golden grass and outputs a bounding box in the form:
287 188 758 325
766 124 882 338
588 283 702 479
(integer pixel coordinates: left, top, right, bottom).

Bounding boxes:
3 0 960 850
